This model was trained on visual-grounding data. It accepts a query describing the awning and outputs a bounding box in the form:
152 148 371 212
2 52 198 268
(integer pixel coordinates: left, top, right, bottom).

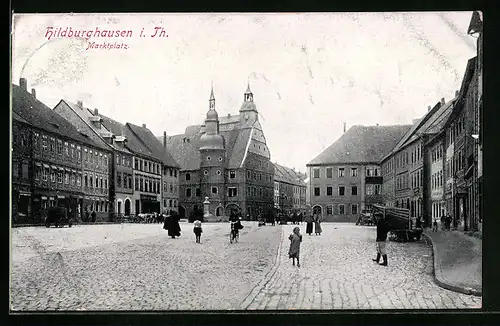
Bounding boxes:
49 197 54 200
57 196 65 199
58 167 64 171
65 168 71 171
71 170 77 173
41 196 47 200
51 165 57 169
35 162 42 167
43 164 49 168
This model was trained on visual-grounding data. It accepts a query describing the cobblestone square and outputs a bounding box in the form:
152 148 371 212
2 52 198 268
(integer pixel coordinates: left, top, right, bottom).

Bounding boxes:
10 222 481 311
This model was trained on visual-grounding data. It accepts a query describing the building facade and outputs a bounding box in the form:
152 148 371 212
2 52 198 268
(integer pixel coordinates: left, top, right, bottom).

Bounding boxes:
12 112 33 223
165 84 275 220
273 163 307 215
12 79 111 223
443 57 478 231
307 125 410 222
53 100 134 219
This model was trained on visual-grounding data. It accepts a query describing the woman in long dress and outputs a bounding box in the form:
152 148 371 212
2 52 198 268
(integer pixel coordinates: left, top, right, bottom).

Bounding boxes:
167 213 181 238
304 214 314 235
314 214 322 235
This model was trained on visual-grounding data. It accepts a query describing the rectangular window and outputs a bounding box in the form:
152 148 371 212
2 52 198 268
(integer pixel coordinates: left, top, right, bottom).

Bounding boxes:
338 168 345 177
374 185 381 195
135 178 139 191
339 204 345 215
351 204 358 215
35 166 41 180
326 167 333 178
70 173 75 185
185 173 191 181
50 169 56 183
366 184 374 195
58 171 63 184
230 170 236 179
211 187 218 194
374 168 380 176
351 168 358 177
186 188 192 197
117 173 122 188
313 168 320 178
50 137 55 152
326 205 333 215
338 186 345 196
326 186 333 196
351 186 358 196
228 187 238 197
314 187 320 196
195 188 201 197
64 172 69 184
366 168 372 176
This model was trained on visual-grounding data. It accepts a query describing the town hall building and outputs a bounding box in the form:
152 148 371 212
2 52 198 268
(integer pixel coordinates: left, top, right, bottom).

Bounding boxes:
164 83 275 220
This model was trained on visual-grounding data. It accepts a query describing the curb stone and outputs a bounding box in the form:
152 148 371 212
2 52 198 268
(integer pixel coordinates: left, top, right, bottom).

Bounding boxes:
239 225 284 310
421 232 482 297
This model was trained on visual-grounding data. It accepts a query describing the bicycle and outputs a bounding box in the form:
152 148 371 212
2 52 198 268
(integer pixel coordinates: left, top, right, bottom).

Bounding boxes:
230 222 239 243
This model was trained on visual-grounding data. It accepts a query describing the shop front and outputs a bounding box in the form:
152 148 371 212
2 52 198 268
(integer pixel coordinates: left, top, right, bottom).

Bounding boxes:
11 185 32 224
139 194 160 214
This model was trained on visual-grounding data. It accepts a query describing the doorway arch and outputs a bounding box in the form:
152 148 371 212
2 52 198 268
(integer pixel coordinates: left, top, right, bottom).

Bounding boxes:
178 205 186 219
312 205 322 216
124 199 131 216
225 203 240 217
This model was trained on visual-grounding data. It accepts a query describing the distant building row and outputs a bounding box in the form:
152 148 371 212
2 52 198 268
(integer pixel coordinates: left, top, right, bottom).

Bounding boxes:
306 11 482 230
11 79 180 224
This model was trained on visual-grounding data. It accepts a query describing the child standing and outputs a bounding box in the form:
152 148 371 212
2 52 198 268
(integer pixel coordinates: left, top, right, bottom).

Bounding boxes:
193 220 203 243
288 227 303 267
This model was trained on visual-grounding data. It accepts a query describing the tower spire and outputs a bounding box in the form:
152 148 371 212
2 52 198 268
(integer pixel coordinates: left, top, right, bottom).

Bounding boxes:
209 82 215 109
244 80 253 102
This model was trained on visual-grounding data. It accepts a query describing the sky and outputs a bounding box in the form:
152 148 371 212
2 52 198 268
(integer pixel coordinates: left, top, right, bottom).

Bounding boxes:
11 12 477 173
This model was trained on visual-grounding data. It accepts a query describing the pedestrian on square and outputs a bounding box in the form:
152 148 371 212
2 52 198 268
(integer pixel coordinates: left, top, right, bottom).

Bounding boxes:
314 214 322 235
163 214 169 231
304 214 314 235
168 212 181 239
445 215 452 231
288 226 302 267
440 215 445 230
432 219 438 232
193 220 203 243
373 212 389 266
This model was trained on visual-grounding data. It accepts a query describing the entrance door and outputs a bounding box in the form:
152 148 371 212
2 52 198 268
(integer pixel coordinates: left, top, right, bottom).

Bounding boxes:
135 199 140 215
178 205 186 219
117 201 122 215
124 199 131 216
216 206 223 216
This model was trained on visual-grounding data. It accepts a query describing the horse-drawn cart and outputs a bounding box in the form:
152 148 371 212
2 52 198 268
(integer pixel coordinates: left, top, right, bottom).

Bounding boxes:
372 205 423 242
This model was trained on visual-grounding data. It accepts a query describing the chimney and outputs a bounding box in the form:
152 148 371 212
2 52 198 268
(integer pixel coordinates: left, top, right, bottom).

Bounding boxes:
228 113 231 117
428 105 431 112
19 78 27 91
94 108 98 116
142 124 147 128
31 88 36 98
343 122 346 134
77 100 83 107
163 131 167 149
441 97 445 105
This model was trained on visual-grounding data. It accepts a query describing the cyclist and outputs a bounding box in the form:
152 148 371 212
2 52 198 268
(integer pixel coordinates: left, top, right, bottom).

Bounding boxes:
229 213 242 242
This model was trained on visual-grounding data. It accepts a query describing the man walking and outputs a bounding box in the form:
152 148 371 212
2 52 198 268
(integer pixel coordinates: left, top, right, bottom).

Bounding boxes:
373 212 389 266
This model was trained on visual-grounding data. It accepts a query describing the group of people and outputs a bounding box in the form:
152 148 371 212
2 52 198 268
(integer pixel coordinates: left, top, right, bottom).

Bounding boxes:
432 215 453 232
304 213 322 236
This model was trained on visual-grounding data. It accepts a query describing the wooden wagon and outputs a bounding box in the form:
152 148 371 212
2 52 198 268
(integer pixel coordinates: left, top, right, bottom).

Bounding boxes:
372 205 423 242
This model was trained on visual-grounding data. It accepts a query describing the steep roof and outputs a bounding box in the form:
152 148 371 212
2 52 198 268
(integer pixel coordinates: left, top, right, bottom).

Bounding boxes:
12 111 32 125
99 114 155 159
126 123 179 168
307 125 411 166
11 84 105 150
274 163 305 186
56 100 118 152
164 121 254 171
